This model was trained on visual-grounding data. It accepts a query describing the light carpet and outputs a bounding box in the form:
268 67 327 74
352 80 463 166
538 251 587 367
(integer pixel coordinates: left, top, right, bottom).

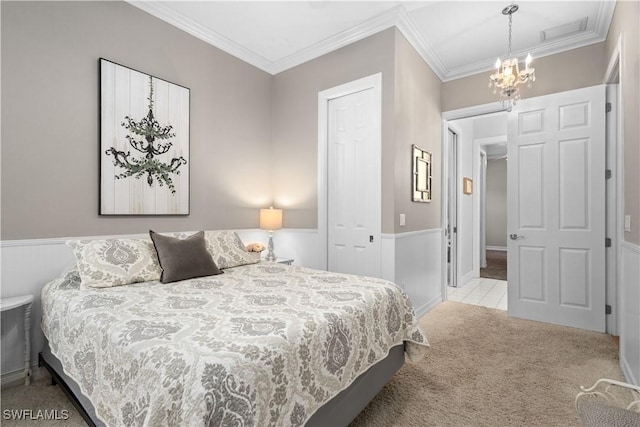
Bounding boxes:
1 301 624 426
350 301 623 426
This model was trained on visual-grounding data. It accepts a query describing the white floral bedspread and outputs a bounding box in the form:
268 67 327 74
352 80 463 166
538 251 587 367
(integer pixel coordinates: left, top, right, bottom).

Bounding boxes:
41 263 429 426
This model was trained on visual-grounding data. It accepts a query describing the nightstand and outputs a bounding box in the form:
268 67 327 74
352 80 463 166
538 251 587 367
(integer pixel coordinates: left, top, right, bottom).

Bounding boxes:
1 294 34 385
275 258 294 265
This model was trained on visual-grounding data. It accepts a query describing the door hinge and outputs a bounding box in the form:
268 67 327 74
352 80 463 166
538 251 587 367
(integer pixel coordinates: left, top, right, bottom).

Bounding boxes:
606 169 612 179
606 304 612 315
606 102 612 113
605 237 612 248
453 226 457 233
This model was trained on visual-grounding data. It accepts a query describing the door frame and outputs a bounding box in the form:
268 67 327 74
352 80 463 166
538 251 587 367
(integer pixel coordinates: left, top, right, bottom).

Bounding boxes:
604 34 624 336
445 125 460 288
442 81 620 334
441 104 506 298
317 73 382 271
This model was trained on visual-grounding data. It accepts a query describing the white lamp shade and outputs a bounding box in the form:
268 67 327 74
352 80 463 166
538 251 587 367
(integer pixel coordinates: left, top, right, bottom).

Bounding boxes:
260 207 282 231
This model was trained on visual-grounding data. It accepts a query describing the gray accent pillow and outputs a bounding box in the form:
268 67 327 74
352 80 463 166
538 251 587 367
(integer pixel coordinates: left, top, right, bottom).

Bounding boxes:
150 230 222 283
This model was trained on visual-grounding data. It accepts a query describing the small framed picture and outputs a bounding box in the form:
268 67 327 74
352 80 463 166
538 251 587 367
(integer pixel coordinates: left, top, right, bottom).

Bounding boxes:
463 177 473 195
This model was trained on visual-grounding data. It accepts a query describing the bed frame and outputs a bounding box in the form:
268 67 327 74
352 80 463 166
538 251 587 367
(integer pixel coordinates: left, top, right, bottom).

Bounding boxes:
39 339 404 427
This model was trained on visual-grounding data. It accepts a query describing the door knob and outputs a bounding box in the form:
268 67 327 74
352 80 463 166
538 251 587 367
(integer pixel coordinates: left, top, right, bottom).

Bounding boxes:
509 234 524 240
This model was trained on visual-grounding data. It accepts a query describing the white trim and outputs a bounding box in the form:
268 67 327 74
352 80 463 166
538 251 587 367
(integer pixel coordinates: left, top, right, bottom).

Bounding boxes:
458 270 475 288
126 1 275 73
317 73 382 273
272 7 401 75
443 104 508 121
621 355 638 387
473 135 507 146
0 228 320 248
621 241 640 254
620 241 640 385
443 1 616 81
1 365 45 390
414 295 442 319
486 246 507 252
127 2 615 81
382 228 442 241
603 34 623 337
395 8 447 80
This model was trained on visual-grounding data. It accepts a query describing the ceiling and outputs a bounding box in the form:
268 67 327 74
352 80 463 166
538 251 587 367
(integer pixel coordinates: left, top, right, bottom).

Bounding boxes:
129 1 616 81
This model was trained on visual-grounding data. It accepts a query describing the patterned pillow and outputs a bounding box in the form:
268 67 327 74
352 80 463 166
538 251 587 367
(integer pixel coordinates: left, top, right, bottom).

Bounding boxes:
205 231 259 269
66 239 162 288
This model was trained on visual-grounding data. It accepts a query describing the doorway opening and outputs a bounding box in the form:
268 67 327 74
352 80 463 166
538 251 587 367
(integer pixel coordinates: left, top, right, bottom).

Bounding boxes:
444 111 509 310
480 145 508 282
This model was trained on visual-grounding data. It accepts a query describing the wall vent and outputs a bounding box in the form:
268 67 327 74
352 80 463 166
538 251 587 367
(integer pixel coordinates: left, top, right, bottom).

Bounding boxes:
540 17 588 42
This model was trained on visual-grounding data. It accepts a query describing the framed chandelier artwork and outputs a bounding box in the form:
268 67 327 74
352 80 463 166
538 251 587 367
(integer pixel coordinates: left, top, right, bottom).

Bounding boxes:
100 58 190 215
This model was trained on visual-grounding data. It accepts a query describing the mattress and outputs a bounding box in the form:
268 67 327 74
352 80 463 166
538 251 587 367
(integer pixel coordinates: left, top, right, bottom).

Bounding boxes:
41 263 428 426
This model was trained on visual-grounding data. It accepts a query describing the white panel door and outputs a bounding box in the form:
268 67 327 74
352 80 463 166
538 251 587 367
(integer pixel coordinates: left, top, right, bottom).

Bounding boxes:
507 85 606 332
328 88 381 277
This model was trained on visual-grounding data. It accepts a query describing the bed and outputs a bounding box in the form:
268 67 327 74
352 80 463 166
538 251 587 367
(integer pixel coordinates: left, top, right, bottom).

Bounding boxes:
40 236 428 426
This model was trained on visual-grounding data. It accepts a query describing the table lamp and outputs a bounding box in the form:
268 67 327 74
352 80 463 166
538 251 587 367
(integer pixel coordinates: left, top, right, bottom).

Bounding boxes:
260 206 282 262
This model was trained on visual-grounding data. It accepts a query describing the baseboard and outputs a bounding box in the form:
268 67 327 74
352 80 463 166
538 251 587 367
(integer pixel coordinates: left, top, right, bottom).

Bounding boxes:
486 246 507 252
414 295 442 319
1 365 47 390
458 270 475 287
620 354 638 386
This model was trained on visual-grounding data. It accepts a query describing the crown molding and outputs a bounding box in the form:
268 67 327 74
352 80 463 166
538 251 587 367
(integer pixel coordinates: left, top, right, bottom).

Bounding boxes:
268 6 403 75
126 1 274 72
128 1 615 81
395 7 448 81
442 1 616 81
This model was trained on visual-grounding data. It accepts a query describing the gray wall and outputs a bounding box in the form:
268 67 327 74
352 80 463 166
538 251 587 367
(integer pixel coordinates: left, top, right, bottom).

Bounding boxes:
1 1 272 240
394 31 442 233
442 42 607 112
486 159 507 248
271 28 397 232
271 28 443 234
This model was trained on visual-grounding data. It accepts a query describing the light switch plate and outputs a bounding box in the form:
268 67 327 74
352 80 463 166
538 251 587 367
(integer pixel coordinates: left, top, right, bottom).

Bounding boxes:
399 214 406 226
624 215 631 232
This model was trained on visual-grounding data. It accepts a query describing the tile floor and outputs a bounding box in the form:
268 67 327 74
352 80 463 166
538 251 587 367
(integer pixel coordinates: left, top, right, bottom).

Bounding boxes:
447 277 508 311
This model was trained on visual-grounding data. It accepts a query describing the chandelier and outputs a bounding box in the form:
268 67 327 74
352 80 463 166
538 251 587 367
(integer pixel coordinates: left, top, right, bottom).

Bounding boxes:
105 76 187 194
489 4 535 106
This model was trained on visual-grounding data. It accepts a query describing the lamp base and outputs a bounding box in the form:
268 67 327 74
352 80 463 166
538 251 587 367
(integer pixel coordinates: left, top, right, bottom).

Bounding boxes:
265 232 276 262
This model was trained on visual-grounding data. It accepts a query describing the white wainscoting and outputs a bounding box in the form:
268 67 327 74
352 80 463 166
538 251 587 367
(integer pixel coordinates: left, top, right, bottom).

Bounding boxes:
382 229 443 318
0 227 442 383
0 228 324 384
620 241 640 386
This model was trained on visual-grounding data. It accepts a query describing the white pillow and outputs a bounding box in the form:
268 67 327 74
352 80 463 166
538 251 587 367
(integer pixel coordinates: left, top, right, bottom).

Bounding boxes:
205 230 259 269
66 239 161 288
167 230 259 269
